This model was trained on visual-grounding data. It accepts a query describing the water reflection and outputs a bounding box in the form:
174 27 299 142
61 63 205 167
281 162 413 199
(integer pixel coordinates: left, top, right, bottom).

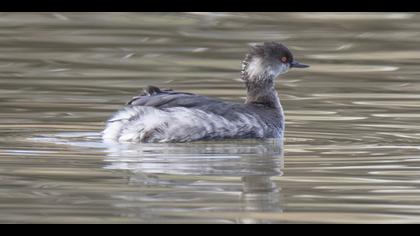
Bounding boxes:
240 175 283 224
103 139 284 223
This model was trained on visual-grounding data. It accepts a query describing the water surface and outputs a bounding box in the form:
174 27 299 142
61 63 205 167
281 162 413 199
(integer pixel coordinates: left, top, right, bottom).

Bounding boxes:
1 12 420 223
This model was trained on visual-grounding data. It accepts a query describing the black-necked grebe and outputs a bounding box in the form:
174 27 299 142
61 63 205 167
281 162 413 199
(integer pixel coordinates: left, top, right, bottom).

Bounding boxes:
102 42 309 143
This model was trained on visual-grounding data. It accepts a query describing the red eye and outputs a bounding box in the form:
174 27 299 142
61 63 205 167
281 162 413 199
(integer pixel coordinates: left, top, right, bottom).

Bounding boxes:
280 57 288 63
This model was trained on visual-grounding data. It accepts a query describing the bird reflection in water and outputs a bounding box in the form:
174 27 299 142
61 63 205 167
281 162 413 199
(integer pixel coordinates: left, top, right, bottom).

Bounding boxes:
103 139 284 223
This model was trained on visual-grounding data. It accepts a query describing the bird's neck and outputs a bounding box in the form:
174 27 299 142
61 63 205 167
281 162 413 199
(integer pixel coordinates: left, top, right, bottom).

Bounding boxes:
244 76 281 109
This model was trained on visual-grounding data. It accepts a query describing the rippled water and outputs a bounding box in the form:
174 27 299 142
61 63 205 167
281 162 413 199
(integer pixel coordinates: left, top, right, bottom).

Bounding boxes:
1 12 420 223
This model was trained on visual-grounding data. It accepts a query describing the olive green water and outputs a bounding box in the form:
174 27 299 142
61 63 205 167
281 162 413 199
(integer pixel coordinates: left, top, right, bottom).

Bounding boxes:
1 12 420 223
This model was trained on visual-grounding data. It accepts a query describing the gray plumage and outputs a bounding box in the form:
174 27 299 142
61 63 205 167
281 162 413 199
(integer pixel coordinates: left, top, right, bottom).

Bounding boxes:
102 42 309 143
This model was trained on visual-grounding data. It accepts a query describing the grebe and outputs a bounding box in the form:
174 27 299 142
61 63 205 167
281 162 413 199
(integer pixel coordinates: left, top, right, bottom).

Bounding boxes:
102 42 309 143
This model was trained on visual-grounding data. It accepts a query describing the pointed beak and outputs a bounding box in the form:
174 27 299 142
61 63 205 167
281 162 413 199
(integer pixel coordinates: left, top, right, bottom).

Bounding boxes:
290 61 309 68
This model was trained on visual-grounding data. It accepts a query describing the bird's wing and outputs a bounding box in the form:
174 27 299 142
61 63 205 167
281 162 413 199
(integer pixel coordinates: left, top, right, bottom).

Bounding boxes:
127 85 225 109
